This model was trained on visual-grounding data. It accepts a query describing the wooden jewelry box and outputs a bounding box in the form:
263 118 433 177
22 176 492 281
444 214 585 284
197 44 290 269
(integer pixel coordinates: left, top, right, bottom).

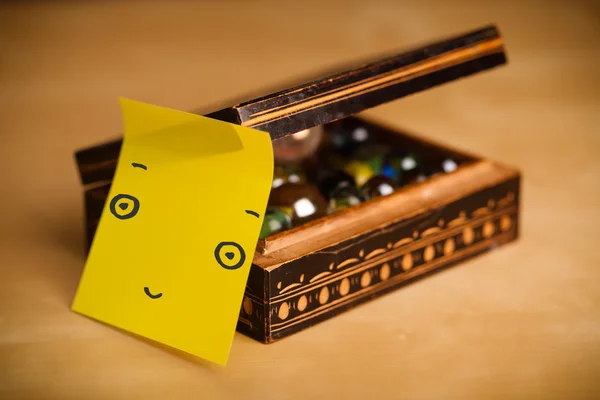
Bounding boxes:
75 25 520 343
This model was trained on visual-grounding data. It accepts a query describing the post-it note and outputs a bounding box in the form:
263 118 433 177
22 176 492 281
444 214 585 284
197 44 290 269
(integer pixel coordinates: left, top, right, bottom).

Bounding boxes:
72 98 274 365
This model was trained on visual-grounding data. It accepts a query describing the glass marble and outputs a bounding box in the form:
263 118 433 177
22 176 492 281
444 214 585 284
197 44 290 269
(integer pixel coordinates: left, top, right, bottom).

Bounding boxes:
382 151 422 183
272 163 306 189
343 160 375 187
441 158 459 173
381 151 404 180
272 126 324 164
328 123 373 155
362 175 398 199
415 157 459 183
352 143 391 175
259 207 293 239
328 185 367 213
308 167 356 199
268 183 328 226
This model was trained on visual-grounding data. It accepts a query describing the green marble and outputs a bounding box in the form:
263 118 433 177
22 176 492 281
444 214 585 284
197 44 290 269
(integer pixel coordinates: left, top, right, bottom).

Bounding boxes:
259 207 293 239
328 185 367 213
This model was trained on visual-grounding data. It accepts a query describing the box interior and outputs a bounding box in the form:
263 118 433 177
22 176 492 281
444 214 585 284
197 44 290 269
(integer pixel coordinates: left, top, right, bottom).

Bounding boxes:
259 115 481 249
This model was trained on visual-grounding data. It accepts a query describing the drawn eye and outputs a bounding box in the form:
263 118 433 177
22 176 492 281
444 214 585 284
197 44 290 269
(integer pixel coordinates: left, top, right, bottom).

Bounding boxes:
214 242 246 270
109 194 140 220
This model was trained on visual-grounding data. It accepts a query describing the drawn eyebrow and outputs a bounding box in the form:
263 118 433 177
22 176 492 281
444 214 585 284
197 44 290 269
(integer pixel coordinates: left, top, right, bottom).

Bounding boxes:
131 162 147 170
245 210 260 218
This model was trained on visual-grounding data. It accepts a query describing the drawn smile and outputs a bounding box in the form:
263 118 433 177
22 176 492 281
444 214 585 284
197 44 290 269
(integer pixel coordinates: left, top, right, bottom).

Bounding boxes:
144 287 163 299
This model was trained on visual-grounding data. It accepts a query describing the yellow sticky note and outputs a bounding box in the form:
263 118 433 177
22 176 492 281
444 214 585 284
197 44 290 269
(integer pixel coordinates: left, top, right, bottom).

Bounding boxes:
72 98 274 365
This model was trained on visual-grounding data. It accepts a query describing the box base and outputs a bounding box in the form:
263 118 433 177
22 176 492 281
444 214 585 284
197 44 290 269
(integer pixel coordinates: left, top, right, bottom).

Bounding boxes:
237 164 520 343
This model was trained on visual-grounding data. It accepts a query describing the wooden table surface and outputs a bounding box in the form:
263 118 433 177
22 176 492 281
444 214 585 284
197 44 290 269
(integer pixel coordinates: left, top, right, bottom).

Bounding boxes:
1 1 599 399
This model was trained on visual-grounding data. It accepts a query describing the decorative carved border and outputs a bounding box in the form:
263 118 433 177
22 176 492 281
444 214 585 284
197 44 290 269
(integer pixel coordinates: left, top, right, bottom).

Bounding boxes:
237 190 518 340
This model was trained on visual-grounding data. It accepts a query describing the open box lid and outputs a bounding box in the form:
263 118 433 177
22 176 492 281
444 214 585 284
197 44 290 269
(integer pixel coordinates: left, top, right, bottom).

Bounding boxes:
208 24 506 140
75 24 506 186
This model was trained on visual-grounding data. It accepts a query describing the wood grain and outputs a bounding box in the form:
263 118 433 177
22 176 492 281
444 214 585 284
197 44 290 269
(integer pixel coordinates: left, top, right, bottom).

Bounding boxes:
1 1 599 399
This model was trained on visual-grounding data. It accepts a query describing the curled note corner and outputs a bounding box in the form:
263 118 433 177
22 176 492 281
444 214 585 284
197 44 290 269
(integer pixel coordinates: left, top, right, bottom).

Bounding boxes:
119 97 244 160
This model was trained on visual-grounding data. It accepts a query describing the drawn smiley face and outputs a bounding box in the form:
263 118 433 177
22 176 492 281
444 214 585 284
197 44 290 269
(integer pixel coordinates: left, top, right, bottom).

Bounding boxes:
108 162 164 300
109 162 259 298
214 242 246 270
108 162 146 220
213 210 259 271
109 194 140 219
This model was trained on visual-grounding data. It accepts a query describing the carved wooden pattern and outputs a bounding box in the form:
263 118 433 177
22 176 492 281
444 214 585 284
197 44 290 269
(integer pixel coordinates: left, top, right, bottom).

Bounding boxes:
236 178 520 342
